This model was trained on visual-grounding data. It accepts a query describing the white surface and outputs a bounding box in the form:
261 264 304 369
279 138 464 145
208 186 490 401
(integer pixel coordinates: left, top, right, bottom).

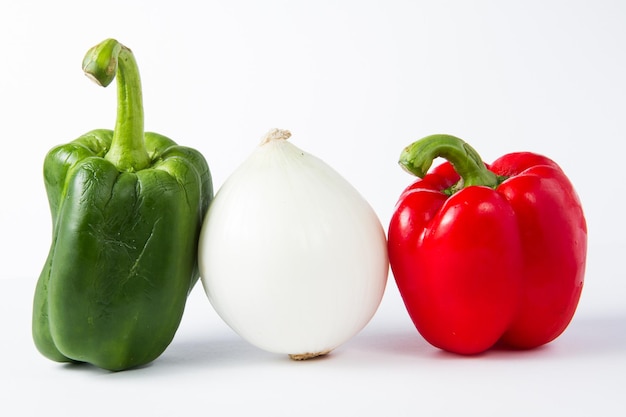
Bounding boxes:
1 0 625 415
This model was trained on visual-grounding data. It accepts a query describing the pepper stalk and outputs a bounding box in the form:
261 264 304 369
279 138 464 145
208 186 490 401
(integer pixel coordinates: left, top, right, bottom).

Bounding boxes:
82 38 150 172
399 134 503 194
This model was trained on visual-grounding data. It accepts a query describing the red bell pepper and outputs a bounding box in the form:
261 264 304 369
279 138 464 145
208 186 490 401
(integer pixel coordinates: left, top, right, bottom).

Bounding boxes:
388 134 587 355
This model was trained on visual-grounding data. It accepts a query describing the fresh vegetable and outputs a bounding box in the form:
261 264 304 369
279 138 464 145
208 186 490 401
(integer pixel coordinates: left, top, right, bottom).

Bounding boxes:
387 134 587 355
32 38 213 371
198 128 388 360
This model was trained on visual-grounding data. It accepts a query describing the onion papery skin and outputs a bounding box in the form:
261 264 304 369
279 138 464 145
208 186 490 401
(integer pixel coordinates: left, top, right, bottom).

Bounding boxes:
198 131 388 358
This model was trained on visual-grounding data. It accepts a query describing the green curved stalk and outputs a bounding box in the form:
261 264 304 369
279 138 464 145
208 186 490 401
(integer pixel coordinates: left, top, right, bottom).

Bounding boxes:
82 38 150 172
399 134 500 189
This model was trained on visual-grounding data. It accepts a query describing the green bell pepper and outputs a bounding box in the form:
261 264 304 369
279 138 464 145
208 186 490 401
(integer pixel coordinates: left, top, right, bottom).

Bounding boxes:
32 39 213 371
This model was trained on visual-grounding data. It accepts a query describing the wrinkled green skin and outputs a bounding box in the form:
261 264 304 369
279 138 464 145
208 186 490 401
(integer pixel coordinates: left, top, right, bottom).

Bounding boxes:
32 39 212 371
33 129 212 371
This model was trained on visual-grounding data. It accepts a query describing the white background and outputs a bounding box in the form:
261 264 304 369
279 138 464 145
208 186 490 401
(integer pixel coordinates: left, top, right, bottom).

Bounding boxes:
1 0 625 415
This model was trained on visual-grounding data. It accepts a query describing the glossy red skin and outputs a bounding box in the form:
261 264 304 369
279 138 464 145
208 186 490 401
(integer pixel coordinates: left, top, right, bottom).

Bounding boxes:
388 153 587 354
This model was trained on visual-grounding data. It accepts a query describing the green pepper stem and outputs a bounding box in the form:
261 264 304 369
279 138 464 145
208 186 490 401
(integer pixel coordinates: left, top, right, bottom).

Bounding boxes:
399 134 500 189
82 39 149 172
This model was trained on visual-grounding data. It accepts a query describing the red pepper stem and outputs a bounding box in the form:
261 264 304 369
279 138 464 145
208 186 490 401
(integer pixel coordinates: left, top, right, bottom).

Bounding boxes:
82 39 150 172
399 134 500 189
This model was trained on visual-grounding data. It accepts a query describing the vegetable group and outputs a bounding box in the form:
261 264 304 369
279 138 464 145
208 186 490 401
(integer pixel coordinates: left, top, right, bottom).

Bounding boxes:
32 37 590 369
388 134 587 355
198 129 388 359
32 39 213 371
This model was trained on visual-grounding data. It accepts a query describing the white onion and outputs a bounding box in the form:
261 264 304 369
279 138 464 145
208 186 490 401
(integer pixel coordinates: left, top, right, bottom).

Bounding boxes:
198 128 388 359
